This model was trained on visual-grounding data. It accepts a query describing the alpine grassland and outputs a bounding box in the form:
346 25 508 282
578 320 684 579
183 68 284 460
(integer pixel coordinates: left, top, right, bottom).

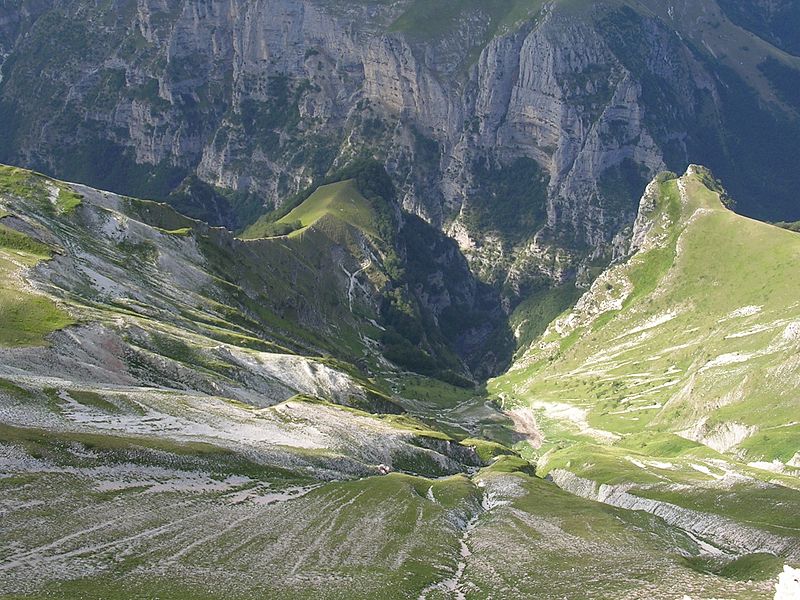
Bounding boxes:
0 164 796 599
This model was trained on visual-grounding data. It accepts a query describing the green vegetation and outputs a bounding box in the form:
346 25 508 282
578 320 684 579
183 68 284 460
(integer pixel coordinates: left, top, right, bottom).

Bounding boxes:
243 159 398 244
265 179 379 238
683 552 784 582
0 165 83 214
717 0 800 55
759 57 800 111
462 157 549 246
491 168 800 543
165 175 264 232
145 332 234 377
67 390 121 414
0 159 790 599
161 226 192 236
509 284 581 353
239 75 304 147
739 425 800 463
393 374 479 408
242 159 507 382
123 197 196 233
56 186 83 213
248 219 303 237
717 553 785 581
117 239 158 263
597 157 650 212
0 377 34 400
0 423 306 483
776 220 800 233
0 240 74 347
634 483 800 537
0 0 798 592
0 223 52 256
292 395 452 445
460 439 518 463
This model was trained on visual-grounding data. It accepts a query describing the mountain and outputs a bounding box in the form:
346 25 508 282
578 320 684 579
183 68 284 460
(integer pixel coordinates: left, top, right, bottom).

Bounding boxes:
1 0 799 596
1 0 800 306
492 165 800 559
0 159 513 383
0 163 796 598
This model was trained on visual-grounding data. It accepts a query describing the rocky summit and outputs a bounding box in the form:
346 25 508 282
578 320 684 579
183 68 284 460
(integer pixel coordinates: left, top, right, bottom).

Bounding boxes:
0 1 798 599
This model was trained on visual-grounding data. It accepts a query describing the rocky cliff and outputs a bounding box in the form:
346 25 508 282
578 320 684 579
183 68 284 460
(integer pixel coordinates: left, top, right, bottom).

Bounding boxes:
1 0 799 302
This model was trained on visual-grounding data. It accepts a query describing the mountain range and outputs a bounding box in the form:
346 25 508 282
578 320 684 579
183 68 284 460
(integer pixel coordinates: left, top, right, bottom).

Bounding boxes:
0 1 798 598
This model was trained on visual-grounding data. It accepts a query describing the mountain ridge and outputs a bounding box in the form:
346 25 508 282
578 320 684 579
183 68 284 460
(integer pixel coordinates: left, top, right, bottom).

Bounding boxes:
490 165 800 562
2 0 800 311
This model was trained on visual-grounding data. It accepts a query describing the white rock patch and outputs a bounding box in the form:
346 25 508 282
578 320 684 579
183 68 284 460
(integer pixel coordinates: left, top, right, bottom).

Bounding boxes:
775 565 800 600
728 305 763 319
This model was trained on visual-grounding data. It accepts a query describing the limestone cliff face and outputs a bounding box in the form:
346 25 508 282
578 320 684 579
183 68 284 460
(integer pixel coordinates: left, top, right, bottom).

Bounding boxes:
0 0 797 299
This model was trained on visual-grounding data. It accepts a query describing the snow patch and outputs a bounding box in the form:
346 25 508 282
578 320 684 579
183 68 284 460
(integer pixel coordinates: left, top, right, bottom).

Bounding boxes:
782 321 800 342
690 463 724 480
725 324 775 339
748 460 788 474
648 460 675 470
615 311 678 339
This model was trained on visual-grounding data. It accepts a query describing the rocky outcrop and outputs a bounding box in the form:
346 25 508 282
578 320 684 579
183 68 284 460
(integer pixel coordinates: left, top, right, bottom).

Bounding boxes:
549 469 800 560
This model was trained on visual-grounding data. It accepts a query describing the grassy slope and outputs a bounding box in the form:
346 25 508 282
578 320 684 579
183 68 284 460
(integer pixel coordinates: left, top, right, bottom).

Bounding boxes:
242 180 378 240
0 252 74 347
276 179 379 237
0 167 76 346
233 179 394 361
0 163 793 596
491 167 800 538
0 433 777 599
0 165 395 423
494 168 800 448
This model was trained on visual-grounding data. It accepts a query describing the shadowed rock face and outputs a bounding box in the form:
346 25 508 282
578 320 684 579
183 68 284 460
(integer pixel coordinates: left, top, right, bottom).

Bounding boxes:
1 0 799 299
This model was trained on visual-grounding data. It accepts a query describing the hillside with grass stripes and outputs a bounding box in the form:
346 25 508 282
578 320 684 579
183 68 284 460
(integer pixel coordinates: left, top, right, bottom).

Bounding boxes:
0 163 797 598
491 166 800 561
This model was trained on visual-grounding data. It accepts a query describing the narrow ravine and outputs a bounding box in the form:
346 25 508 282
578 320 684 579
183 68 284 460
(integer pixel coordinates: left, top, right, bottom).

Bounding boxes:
417 515 476 600
341 261 370 313
418 489 509 600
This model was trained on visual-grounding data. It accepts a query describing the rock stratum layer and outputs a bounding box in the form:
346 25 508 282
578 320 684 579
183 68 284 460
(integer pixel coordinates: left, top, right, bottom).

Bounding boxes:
1 0 800 298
